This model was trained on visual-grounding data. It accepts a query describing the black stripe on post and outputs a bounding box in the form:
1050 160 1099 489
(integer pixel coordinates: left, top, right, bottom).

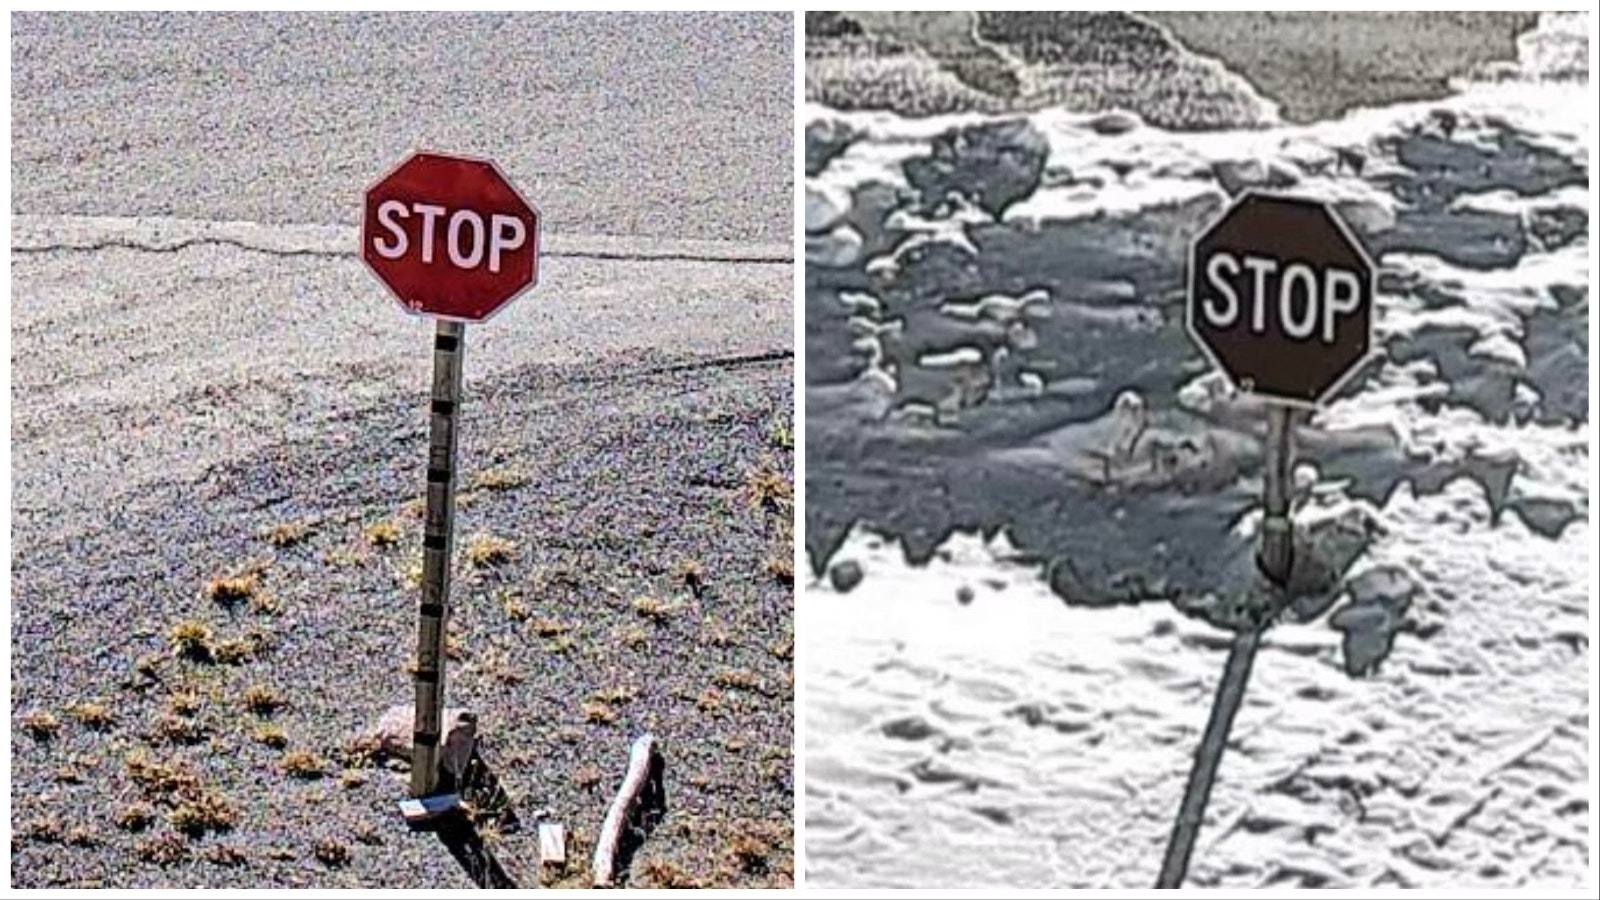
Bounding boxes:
414 730 440 746
423 533 447 550
427 466 451 483
419 602 445 618
435 333 460 352
414 668 440 684
431 399 455 416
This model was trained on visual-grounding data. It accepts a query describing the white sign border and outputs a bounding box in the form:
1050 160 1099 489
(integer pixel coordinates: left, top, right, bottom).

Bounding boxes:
359 148 544 326
1184 188 1381 410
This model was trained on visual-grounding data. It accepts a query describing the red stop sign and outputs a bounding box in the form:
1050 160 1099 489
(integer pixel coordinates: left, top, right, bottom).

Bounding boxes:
362 151 542 322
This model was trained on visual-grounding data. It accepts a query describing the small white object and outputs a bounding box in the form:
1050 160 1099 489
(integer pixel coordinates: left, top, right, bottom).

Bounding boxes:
398 793 461 824
539 823 567 865
358 704 476 760
592 734 661 887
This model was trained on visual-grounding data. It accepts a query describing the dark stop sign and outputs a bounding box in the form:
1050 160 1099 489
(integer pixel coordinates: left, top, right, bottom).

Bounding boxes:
362 151 542 322
1187 192 1375 407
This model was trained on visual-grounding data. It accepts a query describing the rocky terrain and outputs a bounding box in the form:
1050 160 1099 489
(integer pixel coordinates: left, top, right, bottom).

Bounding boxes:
805 11 1276 129
805 11 1545 127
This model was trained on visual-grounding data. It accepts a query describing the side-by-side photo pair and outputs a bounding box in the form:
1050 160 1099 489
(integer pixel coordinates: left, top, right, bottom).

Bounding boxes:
7 8 1594 894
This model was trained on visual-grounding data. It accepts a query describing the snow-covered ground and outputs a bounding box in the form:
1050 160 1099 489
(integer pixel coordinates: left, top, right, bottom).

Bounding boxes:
804 12 1591 889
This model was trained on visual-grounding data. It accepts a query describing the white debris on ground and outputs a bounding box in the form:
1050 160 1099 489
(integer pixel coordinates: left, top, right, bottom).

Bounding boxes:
353 705 478 780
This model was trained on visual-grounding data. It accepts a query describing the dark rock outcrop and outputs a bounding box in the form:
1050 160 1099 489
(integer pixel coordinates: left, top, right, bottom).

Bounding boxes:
805 119 859 178
903 119 1049 218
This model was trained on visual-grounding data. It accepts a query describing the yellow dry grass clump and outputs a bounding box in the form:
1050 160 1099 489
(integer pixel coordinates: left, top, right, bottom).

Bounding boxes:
465 533 515 567
205 573 259 605
263 520 315 548
281 749 326 780
364 521 400 547
467 466 527 492
22 709 61 739
242 683 286 715
743 461 792 513
631 595 679 622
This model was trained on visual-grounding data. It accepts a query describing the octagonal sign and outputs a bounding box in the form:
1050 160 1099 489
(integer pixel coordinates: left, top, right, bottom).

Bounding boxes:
1187 192 1375 407
362 151 542 322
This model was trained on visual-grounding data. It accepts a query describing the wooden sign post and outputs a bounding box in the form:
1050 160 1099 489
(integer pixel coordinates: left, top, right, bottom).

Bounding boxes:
361 150 541 803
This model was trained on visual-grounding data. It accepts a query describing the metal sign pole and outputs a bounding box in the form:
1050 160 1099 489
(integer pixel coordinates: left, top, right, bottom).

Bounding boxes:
1259 406 1295 586
411 318 465 798
1157 405 1294 887
1156 626 1261 887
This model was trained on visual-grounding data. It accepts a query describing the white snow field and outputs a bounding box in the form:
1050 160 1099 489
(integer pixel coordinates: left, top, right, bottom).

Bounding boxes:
803 13 1591 889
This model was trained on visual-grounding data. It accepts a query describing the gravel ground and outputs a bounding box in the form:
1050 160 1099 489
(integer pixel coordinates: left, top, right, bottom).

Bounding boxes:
10 11 793 889
11 330 794 888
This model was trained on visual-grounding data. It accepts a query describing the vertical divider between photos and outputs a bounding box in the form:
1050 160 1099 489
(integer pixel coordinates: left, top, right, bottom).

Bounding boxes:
790 9 809 889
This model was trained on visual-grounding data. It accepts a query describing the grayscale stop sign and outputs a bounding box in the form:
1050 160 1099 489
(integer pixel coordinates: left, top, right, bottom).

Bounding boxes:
1187 193 1376 407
